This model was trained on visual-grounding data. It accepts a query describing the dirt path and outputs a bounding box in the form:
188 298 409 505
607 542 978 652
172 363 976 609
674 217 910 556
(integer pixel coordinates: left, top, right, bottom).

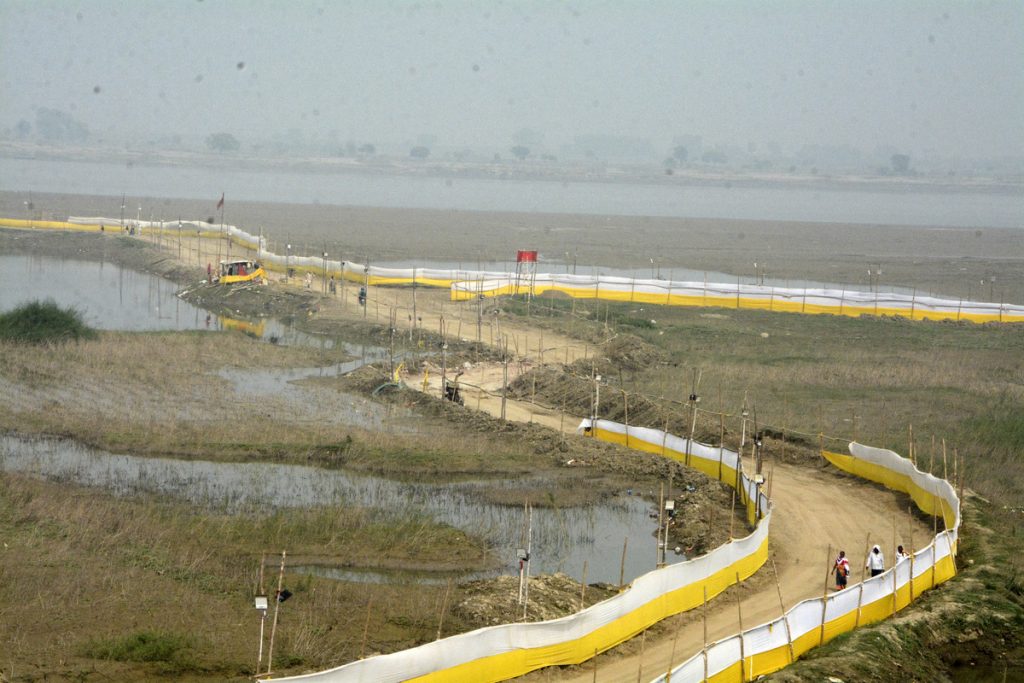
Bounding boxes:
408 361 934 683
511 457 933 683
155 231 936 681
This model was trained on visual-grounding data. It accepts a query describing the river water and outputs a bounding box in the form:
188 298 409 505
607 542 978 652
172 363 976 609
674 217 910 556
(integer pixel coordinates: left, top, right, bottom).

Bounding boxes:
3 157 1021 229
0 435 667 584
0 253 674 583
0 253 209 331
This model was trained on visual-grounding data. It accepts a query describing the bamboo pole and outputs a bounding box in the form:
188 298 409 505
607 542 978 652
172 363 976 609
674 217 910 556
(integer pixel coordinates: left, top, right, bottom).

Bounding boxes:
665 615 681 683
892 514 898 615
770 559 796 664
623 391 630 448
729 487 737 540
819 544 832 646
855 532 870 628
265 550 287 675
657 483 665 567
579 560 588 612
736 571 746 680
619 537 628 590
932 487 940 589
635 629 646 683
702 586 709 680
360 596 373 658
942 438 948 479
958 449 966 531
908 508 915 600
718 411 725 481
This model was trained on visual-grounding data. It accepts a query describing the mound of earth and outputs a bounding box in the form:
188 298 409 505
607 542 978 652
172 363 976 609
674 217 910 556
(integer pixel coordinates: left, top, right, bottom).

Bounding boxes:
454 574 617 627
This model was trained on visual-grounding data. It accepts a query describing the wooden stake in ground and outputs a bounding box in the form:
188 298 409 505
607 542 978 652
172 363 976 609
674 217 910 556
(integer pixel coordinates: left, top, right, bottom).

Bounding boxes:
657 483 665 567
729 486 737 540
255 553 267 674
360 596 373 658
702 586 709 679
619 537 628 590
770 559 796 664
892 514 899 616
942 438 948 479
958 449 966 524
635 629 646 683
579 560 588 612
855 532 870 628
265 550 287 675
736 571 746 680
819 544 832 646
665 615 682 683
907 507 915 601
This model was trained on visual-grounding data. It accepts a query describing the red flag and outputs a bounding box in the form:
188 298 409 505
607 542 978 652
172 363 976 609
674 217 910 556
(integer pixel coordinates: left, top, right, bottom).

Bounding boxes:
216 193 224 210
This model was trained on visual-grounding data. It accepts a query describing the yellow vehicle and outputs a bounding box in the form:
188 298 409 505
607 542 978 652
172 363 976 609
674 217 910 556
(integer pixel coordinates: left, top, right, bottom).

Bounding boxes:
217 260 266 285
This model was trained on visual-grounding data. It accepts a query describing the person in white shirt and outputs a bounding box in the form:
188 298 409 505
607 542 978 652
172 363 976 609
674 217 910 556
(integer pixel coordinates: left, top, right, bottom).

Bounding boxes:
866 544 885 576
895 545 910 563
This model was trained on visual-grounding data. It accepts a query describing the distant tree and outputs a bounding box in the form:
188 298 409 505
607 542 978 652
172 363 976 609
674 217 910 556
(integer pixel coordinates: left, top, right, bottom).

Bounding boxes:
890 153 911 174
206 132 240 153
35 108 89 143
357 143 376 155
14 120 31 139
410 146 430 159
510 145 530 160
672 145 688 163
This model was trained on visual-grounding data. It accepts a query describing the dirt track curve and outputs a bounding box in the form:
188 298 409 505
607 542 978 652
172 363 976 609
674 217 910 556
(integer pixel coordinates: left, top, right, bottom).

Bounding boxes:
160 231 935 681
410 360 933 683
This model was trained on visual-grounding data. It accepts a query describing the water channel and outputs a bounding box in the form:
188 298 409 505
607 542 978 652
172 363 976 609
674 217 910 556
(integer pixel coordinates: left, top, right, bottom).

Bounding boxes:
0 435 667 584
0 252 675 584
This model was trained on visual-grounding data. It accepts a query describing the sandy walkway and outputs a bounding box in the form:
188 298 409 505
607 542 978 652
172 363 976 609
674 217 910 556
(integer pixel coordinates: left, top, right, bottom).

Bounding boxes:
153 230 935 681
408 359 934 683
519 461 933 683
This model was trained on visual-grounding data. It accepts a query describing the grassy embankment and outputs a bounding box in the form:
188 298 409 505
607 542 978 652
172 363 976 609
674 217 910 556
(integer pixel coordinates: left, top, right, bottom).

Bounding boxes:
0 329 543 476
500 294 1024 504
0 472 493 681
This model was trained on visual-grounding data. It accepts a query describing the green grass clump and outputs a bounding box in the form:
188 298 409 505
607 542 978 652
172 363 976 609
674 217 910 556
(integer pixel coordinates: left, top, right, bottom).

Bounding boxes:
0 300 96 343
81 631 196 665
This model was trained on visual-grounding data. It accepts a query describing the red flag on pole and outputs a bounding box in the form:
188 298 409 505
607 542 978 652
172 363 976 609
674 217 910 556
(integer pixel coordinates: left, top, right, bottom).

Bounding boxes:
216 193 224 210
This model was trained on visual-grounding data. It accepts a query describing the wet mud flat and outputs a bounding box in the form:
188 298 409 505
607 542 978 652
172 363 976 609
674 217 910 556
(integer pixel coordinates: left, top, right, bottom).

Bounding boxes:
4 189 1023 303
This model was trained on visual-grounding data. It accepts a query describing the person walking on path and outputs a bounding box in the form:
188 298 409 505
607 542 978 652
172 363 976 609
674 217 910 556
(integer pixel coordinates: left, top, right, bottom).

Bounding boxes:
895 545 910 563
867 544 885 577
833 550 851 590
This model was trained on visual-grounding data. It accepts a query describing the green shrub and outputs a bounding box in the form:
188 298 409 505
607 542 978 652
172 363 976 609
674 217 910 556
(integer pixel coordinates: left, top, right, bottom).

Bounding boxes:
0 300 96 343
81 630 195 665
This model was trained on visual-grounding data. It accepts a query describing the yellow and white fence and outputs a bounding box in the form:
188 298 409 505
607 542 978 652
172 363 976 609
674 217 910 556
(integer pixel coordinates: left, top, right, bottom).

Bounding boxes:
654 441 960 683
266 419 770 683
3 215 1019 322
266 421 960 683
450 273 1023 324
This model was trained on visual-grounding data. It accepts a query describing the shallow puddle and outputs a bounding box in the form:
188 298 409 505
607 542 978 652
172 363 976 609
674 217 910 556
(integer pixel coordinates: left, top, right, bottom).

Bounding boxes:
0 435 676 583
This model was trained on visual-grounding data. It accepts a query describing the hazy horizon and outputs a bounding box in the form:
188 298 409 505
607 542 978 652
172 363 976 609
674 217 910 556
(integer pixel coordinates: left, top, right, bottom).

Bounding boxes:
2 1 1023 164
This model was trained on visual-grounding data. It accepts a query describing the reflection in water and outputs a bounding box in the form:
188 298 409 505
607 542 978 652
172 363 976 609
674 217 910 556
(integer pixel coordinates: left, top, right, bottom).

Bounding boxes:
0 254 208 331
0 435 671 584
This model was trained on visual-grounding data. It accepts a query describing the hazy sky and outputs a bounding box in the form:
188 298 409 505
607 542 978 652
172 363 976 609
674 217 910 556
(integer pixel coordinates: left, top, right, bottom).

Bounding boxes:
2 1 1022 158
